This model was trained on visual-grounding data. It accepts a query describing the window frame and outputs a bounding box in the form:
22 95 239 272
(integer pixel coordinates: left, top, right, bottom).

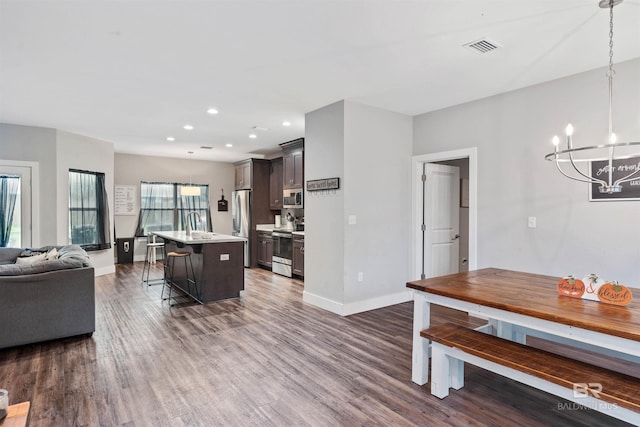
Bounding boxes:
135 181 212 237
68 168 111 251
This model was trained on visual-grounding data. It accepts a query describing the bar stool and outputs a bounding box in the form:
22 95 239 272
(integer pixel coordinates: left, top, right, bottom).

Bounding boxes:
162 250 197 306
141 238 166 286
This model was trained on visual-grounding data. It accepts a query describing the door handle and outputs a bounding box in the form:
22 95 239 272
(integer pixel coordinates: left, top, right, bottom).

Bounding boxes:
451 234 460 240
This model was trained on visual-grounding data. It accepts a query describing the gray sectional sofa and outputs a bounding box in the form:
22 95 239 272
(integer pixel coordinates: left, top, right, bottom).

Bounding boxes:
0 245 95 349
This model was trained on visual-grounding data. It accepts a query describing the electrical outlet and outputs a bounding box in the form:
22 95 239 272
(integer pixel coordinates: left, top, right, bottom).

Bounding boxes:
348 215 357 225
358 272 364 282
220 254 230 261
528 217 537 228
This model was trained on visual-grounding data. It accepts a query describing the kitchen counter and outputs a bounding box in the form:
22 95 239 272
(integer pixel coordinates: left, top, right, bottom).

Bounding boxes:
153 231 245 303
153 231 246 244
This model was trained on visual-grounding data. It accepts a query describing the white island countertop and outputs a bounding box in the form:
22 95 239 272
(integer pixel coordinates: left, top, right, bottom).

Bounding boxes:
153 231 247 244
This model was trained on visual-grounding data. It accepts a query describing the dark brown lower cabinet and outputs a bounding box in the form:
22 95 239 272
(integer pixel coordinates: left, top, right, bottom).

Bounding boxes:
257 232 273 268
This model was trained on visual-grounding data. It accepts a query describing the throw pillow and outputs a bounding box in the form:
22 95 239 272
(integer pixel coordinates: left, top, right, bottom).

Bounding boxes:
15 252 47 265
45 247 58 260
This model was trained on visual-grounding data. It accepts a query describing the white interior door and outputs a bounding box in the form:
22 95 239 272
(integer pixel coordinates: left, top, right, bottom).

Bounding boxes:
0 165 32 247
423 163 460 278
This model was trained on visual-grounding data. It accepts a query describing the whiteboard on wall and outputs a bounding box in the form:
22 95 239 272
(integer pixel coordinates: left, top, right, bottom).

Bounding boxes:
115 185 137 216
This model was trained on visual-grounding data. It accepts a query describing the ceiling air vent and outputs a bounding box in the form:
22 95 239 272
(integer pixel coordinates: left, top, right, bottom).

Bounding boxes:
463 38 501 54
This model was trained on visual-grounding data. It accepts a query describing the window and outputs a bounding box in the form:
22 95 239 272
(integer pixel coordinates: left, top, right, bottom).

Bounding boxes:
135 182 211 236
69 169 111 250
0 174 20 247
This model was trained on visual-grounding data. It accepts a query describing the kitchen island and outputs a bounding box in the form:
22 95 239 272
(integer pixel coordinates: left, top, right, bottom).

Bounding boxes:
153 231 247 303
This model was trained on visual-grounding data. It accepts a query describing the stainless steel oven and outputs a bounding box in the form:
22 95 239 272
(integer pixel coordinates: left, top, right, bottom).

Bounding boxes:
272 230 292 277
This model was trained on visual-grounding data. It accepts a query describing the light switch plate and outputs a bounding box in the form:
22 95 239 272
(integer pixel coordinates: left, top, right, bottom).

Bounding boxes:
220 254 230 261
348 215 357 225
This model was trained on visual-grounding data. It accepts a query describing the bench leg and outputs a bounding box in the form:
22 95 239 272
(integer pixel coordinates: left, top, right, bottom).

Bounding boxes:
412 292 431 385
430 343 451 398
450 358 464 390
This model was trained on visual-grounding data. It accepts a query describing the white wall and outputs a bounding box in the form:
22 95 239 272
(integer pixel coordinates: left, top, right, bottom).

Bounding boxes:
114 153 235 260
304 100 413 315
413 58 640 286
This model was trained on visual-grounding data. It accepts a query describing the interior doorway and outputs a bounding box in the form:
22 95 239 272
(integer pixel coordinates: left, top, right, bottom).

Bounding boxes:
0 160 39 248
411 148 477 280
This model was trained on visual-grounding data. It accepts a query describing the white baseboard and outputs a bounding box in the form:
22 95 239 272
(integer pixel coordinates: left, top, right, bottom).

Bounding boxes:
95 265 116 277
302 290 413 316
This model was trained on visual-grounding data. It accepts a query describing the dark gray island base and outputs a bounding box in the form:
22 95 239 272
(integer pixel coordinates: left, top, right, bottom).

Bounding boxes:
153 231 246 303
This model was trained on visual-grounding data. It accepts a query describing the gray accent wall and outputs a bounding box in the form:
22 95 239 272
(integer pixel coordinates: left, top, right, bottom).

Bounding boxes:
0 123 116 275
304 100 413 315
0 123 58 244
413 58 640 285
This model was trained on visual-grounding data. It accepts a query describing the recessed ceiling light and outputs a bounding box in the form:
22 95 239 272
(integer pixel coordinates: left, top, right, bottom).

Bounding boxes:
207 108 219 115
167 137 175 141
225 143 233 148
184 124 194 130
282 121 291 127
249 133 257 139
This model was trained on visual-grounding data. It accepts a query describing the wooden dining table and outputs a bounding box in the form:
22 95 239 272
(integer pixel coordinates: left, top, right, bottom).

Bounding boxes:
406 268 640 386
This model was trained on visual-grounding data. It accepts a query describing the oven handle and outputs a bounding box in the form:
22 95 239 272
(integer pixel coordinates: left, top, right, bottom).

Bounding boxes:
273 232 293 238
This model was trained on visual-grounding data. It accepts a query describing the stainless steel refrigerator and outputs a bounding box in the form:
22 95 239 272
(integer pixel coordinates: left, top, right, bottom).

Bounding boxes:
231 190 251 267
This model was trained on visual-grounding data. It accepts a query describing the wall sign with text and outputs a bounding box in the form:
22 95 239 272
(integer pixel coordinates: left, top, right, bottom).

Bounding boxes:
590 156 640 201
307 177 340 192
115 185 137 215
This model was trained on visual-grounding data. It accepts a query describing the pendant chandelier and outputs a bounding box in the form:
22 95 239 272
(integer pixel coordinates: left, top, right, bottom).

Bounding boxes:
544 0 640 194
180 151 201 196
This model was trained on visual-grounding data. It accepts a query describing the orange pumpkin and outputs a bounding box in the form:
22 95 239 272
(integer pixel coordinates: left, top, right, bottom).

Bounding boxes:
557 276 585 298
597 282 633 306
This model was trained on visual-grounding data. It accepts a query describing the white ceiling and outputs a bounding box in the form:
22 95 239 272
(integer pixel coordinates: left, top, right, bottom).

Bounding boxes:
1 0 639 163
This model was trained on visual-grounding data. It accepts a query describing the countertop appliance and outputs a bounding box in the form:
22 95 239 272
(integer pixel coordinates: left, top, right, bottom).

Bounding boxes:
272 229 293 277
231 190 251 267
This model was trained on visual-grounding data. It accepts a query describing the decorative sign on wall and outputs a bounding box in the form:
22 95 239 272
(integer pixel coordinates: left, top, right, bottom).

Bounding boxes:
114 185 136 216
590 156 640 201
307 177 340 192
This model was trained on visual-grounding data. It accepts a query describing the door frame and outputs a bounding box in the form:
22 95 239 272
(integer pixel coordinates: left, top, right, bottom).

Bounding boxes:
411 148 477 280
0 160 40 248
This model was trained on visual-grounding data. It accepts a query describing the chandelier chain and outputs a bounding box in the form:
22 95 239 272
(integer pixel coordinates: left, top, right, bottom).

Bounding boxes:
608 2 614 138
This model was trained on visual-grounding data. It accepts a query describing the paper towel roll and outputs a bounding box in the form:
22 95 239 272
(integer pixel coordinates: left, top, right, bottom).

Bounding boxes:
275 215 281 228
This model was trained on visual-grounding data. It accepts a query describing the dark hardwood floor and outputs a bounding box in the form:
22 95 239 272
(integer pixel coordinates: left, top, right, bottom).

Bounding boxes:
0 263 636 426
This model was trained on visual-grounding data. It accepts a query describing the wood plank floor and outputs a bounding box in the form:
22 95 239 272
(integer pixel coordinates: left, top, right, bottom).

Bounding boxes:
0 263 636 426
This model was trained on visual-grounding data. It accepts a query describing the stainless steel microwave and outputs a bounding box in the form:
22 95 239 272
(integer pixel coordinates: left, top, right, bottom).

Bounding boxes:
283 189 303 208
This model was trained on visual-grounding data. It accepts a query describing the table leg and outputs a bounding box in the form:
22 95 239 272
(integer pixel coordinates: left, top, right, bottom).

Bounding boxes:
412 291 431 385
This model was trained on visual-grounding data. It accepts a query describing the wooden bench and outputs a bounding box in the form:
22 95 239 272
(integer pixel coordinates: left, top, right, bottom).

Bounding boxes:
421 323 640 425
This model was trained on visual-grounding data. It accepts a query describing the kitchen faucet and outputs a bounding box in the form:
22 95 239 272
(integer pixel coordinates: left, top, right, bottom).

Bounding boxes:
185 211 201 236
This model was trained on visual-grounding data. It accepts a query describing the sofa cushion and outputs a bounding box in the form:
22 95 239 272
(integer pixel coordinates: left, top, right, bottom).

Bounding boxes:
0 244 91 276
0 258 87 276
0 248 24 265
15 252 47 264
